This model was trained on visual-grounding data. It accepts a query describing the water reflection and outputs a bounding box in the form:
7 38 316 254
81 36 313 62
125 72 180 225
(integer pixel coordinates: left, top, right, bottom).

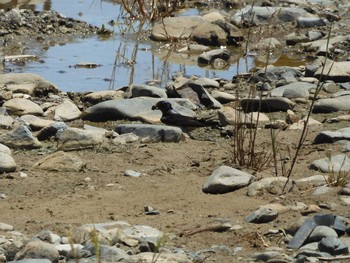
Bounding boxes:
0 0 51 10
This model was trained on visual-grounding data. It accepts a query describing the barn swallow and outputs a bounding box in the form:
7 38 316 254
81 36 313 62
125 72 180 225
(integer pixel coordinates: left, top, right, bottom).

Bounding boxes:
152 100 219 128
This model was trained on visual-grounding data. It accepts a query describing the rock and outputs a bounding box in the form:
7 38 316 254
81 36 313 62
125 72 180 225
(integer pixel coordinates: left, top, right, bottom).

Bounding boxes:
318 236 349 255
0 222 14 231
297 17 327 28
254 38 281 50
36 122 68 141
202 165 255 194
241 97 295 113
0 73 59 96
82 97 196 123
0 125 41 149
56 127 106 151
3 98 43 116
123 170 142 178
54 99 82 121
308 226 338 243
295 175 328 187
15 239 59 262
191 22 227 46
309 154 350 173
270 82 316 98
247 177 294 196
123 225 163 245
124 84 167 99
115 124 182 142
198 49 230 65
249 251 289 262
84 90 124 104
313 95 350 113
33 151 85 172
0 115 14 129
20 115 55 131
314 58 350 82
112 133 140 145
231 6 311 26
286 33 310 45
0 152 17 173
211 90 237 103
314 127 350 144
250 66 303 85
312 185 332 195
244 207 278 224
0 143 11 155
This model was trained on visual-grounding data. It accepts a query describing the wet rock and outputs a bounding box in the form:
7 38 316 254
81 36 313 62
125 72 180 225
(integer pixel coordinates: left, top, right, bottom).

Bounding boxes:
83 90 124 104
115 124 182 143
33 151 85 172
318 236 349 255
0 152 17 173
36 122 68 141
15 239 59 262
197 49 230 65
192 21 227 46
309 154 350 173
82 97 195 123
202 165 255 194
56 127 105 151
286 33 310 45
240 97 295 113
3 98 43 116
297 17 327 28
54 99 82 121
0 73 59 96
303 35 350 55
0 125 41 149
244 207 278 224
20 115 55 131
247 177 294 196
314 127 350 144
313 95 350 113
125 84 167 99
151 16 205 41
271 82 316 98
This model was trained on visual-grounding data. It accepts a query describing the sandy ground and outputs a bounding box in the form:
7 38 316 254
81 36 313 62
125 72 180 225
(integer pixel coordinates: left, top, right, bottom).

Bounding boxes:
0 115 349 262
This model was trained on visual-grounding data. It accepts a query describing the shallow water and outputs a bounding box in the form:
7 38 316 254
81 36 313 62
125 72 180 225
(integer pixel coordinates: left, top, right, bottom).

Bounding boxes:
2 0 271 92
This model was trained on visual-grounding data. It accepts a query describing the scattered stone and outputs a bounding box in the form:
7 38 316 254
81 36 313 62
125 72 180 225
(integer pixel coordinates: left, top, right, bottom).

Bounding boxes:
3 98 43 116
0 152 17 173
124 84 167 99
240 97 295 113
83 90 124 104
318 236 349 255
0 125 41 149
202 165 255 194
314 127 350 144
124 170 142 178
309 154 350 173
244 207 278 224
54 99 82 121
198 49 230 65
20 115 55 131
15 239 59 262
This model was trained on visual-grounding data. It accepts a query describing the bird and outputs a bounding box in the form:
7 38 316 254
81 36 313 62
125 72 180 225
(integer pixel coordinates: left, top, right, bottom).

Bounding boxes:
151 100 220 128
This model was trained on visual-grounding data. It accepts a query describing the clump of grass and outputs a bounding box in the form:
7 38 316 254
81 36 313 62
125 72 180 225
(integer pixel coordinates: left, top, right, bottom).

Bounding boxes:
325 152 350 187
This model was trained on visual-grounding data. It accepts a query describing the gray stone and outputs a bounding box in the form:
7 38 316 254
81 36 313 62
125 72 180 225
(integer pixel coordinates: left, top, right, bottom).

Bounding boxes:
115 124 182 143
82 97 196 123
0 115 14 129
124 170 142 178
244 207 278 224
125 84 167 99
198 49 230 65
0 152 17 173
84 90 124 104
295 175 328 187
314 58 350 82
211 90 237 104
314 127 350 144
36 122 68 141
309 154 350 173
313 95 350 113
308 226 338 243
123 225 163 245
247 177 294 196
0 125 41 149
54 99 81 121
297 17 327 28
129 252 191 263
15 239 59 262
312 185 332 195
202 165 255 194
20 115 55 131
318 236 349 255
56 127 106 151
249 251 286 262
286 33 310 45
3 98 43 116
231 6 310 26
240 97 295 113
271 82 316 98
250 66 303 85
0 143 11 155
192 21 227 46
33 151 85 172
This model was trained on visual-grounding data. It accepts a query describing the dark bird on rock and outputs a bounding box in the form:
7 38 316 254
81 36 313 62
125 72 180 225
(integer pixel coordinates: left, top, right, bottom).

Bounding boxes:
152 100 220 128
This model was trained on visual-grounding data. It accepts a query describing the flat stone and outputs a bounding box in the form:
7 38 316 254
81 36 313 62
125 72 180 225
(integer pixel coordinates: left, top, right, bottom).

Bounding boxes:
15 239 59 262
309 154 350 173
84 90 124 104
124 84 167 99
244 207 278 224
0 125 41 149
3 98 43 116
202 165 255 194
33 151 85 172
240 97 295 113
20 115 55 131
54 99 81 121
115 124 182 143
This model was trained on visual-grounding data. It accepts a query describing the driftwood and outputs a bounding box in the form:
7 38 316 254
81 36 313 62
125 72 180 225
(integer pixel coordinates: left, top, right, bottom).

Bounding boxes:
180 223 232 237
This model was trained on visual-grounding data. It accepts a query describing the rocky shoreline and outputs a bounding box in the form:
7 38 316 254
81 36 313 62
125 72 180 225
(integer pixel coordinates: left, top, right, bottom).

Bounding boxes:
1 0 350 262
